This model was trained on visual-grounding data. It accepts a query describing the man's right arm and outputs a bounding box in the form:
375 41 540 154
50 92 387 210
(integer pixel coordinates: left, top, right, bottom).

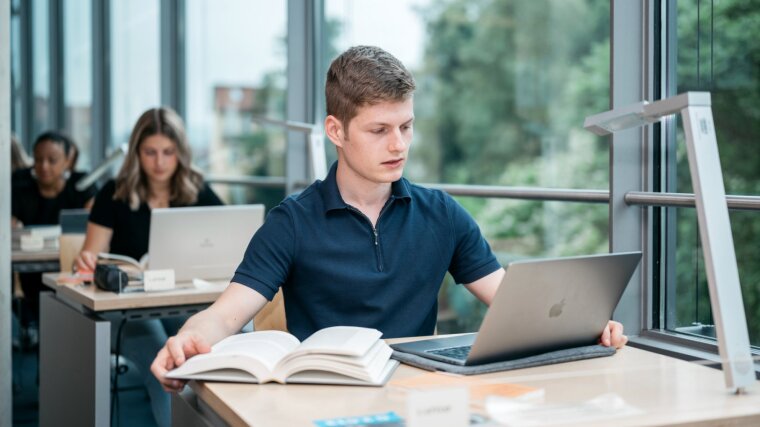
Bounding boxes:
150 282 269 392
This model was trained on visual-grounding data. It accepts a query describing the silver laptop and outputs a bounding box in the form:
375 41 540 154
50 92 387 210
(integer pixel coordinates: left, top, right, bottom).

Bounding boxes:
148 204 265 282
391 251 642 366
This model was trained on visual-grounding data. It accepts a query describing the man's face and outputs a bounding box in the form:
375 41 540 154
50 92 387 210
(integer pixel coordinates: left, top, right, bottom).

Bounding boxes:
332 98 414 186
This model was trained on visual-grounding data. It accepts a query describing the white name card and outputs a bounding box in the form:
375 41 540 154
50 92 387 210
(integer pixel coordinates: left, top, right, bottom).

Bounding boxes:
407 387 469 427
143 269 176 292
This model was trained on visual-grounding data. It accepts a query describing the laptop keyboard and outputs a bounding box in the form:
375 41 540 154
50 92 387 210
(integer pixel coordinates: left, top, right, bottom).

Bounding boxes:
426 345 472 361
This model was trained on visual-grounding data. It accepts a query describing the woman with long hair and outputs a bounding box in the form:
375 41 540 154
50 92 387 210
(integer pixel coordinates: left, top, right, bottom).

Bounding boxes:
75 106 223 427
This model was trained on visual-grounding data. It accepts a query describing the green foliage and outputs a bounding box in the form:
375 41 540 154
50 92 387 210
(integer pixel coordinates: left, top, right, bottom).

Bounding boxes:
413 0 611 331
673 0 760 345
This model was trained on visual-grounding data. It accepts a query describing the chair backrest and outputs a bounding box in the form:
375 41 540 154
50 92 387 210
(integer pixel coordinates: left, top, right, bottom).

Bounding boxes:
253 289 287 332
59 233 86 273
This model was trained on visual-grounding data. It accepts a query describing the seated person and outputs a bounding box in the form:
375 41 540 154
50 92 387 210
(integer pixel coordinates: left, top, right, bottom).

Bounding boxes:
11 131 97 330
75 106 223 427
151 46 628 393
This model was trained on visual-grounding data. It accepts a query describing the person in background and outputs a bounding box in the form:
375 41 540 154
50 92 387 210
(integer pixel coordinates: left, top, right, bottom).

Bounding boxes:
10 134 30 171
151 46 629 394
75 106 223 427
11 131 98 333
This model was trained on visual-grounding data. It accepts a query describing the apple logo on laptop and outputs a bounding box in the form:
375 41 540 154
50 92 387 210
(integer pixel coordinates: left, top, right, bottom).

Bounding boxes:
549 298 566 318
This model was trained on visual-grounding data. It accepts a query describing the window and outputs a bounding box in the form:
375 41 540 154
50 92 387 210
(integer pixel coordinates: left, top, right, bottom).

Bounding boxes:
110 0 160 150
10 0 23 143
322 0 611 332
665 1 760 347
63 0 93 170
32 0 50 137
185 0 287 207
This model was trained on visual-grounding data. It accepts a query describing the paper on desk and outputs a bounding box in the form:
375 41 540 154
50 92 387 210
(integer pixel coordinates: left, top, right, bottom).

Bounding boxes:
57 273 92 285
486 393 641 426
390 372 544 403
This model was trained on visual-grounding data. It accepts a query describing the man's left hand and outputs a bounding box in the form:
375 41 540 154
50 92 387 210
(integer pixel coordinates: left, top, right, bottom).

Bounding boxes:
600 320 628 349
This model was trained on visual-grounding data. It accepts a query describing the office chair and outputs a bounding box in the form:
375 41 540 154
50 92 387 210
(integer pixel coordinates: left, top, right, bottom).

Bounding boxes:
253 289 287 332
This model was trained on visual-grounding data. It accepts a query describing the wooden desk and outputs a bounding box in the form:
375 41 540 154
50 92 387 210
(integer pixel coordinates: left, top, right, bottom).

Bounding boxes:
11 230 60 272
178 345 760 427
38 273 228 427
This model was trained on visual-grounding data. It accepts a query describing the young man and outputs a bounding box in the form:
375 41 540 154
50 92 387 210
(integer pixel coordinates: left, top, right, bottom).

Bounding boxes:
151 46 627 392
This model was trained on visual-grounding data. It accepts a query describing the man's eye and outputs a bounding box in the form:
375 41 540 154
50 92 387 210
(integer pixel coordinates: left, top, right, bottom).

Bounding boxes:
372 128 385 134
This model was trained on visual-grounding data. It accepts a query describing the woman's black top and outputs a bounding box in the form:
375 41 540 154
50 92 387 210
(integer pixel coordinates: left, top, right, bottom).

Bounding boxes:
11 168 97 225
88 179 223 261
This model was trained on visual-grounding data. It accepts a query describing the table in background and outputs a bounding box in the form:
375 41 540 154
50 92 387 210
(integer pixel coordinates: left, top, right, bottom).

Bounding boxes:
11 229 59 273
39 272 228 427
176 343 760 427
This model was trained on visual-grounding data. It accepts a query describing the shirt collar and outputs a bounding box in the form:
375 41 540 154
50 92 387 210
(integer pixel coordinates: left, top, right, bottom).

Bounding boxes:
320 161 412 213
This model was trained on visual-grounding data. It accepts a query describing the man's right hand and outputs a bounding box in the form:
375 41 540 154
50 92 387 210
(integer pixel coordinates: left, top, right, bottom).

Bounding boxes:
150 332 212 393
75 250 98 273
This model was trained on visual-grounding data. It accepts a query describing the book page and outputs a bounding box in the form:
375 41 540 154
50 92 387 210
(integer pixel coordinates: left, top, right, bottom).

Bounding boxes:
212 331 300 369
287 326 382 358
167 330 300 383
98 252 142 270
276 339 392 383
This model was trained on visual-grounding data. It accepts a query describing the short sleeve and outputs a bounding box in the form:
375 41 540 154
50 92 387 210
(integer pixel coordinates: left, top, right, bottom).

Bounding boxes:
88 180 118 229
231 204 295 300
446 195 502 284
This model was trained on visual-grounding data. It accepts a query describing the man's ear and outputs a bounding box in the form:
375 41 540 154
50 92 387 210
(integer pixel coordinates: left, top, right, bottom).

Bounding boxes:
324 115 345 149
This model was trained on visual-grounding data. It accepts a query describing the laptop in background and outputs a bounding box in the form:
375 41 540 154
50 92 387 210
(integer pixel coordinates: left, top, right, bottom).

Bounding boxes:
148 204 265 282
59 209 89 233
391 251 642 366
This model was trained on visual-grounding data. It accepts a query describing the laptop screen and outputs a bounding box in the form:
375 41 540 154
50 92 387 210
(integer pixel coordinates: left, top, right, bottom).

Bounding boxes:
148 204 265 282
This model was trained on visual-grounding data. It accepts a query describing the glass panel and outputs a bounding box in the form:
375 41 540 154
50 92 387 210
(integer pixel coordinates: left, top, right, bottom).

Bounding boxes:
63 0 93 171
11 0 23 145
670 1 760 346
322 0 611 332
185 0 287 207
32 0 50 137
110 0 160 150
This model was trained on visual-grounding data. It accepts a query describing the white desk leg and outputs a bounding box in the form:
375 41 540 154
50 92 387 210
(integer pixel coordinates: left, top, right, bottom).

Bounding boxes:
39 293 111 426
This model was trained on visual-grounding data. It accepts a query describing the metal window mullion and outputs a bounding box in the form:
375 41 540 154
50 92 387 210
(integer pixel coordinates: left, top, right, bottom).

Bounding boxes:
286 0 320 195
91 0 110 162
610 0 647 335
19 0 32 148
160 0 185 117
663 0 679 332
1 0 12 423
48 0 64 129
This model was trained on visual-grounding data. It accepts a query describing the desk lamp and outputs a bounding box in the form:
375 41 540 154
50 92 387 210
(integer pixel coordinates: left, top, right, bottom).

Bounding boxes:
585 92 754 393
251 116 327 182
75 143 127 191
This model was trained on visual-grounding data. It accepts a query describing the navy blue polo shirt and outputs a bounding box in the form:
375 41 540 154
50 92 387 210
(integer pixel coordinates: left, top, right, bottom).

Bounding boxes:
232 162 501 340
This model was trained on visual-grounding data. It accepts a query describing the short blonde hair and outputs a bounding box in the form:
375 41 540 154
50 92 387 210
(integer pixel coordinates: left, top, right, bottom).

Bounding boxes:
114 107 204 210
326 46 416 131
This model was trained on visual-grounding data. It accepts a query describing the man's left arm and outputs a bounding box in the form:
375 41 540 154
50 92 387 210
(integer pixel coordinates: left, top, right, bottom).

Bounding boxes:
463 269 628 349
463 268 504 306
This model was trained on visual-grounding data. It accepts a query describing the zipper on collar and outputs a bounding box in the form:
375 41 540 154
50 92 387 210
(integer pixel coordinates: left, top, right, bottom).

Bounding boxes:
346 201 393 272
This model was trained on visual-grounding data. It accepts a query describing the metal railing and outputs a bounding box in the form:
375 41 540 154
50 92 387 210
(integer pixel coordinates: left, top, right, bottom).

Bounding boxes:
206 176 760 211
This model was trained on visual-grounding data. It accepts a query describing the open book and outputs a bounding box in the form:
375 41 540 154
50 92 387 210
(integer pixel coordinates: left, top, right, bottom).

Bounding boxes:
166 326 399 386
98 252 148 272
